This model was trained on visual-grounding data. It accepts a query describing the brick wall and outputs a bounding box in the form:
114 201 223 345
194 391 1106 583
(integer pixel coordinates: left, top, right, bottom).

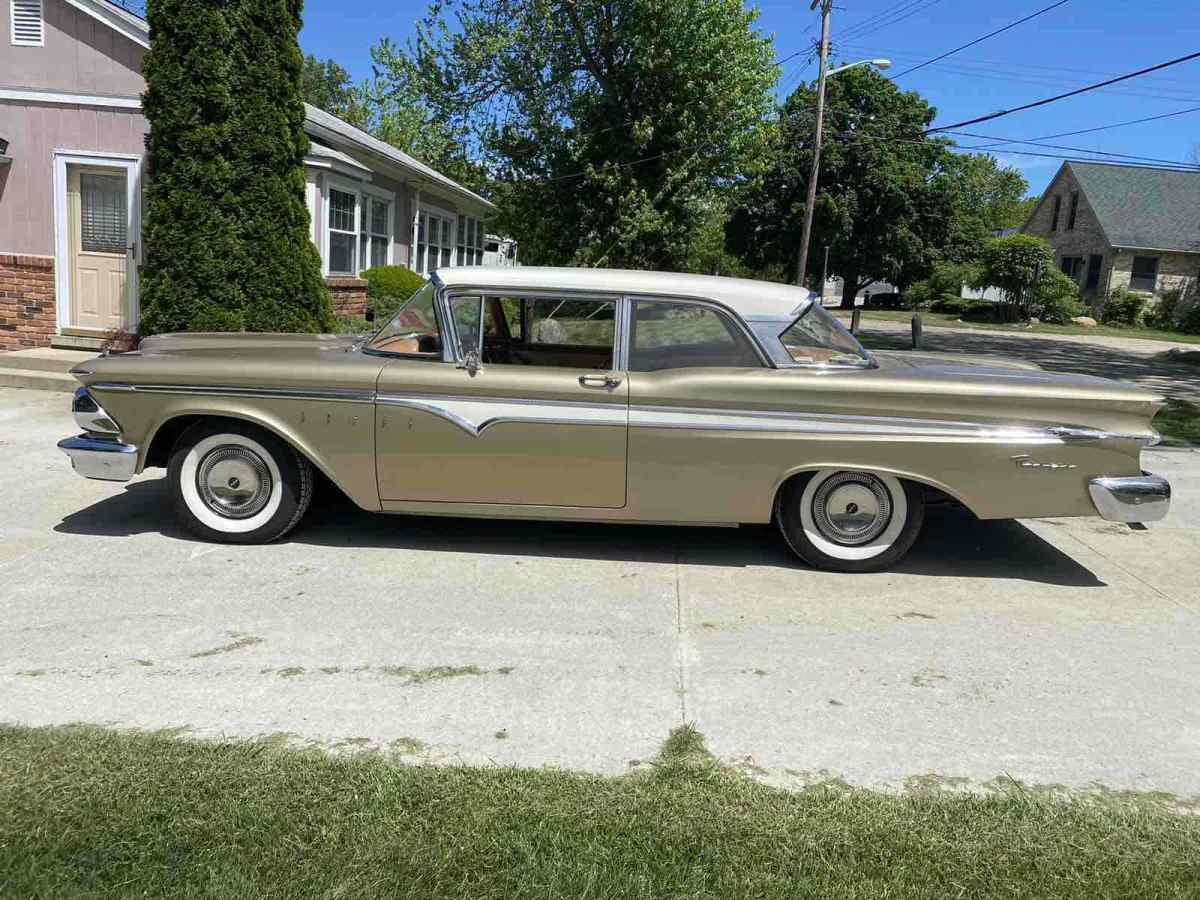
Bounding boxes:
1023 168 1112 305
0 255 56 352
325 276 368 319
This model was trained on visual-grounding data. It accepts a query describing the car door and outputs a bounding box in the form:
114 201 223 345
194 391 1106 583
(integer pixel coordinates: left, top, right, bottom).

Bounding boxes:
375 290 629 508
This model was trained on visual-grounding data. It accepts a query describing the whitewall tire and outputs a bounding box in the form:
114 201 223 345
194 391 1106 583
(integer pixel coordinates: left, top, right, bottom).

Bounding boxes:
777 469 925 572
168 420 313 544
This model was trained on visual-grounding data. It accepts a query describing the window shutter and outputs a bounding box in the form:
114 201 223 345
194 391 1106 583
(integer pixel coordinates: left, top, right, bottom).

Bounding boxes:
11 0 43 46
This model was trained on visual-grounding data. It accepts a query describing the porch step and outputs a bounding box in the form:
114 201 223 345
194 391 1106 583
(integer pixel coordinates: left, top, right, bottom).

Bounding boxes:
0 367 77 393
51 334 107 351
0 347 96 373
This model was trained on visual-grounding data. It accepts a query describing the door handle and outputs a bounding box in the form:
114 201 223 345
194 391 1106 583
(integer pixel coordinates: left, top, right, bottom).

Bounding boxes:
579 374 622 389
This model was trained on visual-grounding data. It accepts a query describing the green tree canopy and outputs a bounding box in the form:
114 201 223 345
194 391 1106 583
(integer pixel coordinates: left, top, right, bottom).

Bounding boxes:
140 0 332 335
726 67 1034 305
392 0 776 269
302 55 367 128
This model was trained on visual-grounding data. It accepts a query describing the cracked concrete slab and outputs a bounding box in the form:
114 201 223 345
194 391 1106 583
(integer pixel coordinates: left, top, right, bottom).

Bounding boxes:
2 386 1198 795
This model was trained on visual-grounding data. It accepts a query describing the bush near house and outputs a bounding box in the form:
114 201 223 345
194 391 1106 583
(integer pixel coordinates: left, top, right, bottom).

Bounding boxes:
1031 269 1087 325
1101 287 1150 328
362 265 426 322
138 0 333 336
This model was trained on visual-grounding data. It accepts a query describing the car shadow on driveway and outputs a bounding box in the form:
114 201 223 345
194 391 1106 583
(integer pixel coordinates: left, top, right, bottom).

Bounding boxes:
55 478 1103 587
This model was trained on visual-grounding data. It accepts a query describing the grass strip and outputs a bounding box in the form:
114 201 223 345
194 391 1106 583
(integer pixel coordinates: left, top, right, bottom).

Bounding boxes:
1154 398 1200 447
1 723 1198 899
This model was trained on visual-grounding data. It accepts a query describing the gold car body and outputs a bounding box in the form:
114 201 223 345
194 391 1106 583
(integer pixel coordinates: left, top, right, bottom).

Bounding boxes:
61 267 1169 526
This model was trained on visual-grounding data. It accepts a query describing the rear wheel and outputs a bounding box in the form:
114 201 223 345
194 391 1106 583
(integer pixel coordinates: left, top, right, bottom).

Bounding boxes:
168 421 313 544
777 469 925 573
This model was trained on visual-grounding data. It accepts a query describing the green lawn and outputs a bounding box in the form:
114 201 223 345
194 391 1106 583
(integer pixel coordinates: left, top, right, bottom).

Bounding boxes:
834 309 1200 345
1155 398 1200 447
2 724 1198 899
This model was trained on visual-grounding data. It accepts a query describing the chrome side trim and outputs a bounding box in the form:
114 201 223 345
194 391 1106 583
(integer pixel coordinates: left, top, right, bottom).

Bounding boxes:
377 394 627 437
1088 473 1170 523
89 383 375 404
58 434 139 482
1048 425 1161 446
628 404 1061 443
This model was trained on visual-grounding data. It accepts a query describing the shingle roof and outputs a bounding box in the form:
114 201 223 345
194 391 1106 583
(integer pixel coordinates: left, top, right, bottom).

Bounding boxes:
1067 161 1200 253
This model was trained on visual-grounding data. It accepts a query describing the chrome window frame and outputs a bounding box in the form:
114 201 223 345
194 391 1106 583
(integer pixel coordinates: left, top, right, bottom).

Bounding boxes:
439 284 628 372
624 294 771 372
360 277 455 363
760 302 878 372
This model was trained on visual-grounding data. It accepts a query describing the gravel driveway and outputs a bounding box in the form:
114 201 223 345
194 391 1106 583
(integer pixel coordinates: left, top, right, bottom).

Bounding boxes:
3 386 1199 797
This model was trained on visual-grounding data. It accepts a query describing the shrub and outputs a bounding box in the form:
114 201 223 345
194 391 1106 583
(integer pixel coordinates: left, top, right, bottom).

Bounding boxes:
138 0 333 335
332 316 372 335
930 297 970 315
1101 287 1150 328
362 266 426 322
1031 269 1086 324
908 263 981 312
1148 288 1182 330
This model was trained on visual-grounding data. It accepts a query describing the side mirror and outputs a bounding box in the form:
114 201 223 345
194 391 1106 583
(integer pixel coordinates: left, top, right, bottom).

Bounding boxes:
458 348 483 377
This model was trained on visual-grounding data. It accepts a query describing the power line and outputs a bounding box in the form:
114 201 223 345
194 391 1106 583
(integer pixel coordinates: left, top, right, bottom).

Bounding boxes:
1026 106 1200 141
925 49 1200 133
947 131 1200 168
837 0 944 43
891 0 1071 79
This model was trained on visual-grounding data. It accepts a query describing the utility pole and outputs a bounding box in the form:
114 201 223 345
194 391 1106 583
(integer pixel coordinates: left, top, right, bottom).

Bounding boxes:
821 244 830 299
795 0 832 289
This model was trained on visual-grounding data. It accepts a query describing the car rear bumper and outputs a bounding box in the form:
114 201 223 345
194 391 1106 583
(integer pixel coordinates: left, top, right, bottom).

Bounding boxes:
1088 473 1171 523
58 434 139 482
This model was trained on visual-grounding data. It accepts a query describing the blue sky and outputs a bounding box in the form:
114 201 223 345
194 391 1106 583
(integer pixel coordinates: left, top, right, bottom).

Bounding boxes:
298 0 1200 196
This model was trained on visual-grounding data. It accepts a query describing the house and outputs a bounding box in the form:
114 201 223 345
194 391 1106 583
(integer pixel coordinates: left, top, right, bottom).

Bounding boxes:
0 0 496 352
1021 160 1200 305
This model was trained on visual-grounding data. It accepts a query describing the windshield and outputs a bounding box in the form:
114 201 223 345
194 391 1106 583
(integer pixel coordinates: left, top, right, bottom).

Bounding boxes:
779 303 873 368
366 282 442 357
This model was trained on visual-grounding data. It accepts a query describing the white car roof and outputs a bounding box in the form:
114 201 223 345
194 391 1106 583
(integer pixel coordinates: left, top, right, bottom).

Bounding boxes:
434 267 815 322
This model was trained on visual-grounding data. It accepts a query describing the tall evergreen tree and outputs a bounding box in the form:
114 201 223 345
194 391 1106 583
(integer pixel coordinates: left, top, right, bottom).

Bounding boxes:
140 0 332 335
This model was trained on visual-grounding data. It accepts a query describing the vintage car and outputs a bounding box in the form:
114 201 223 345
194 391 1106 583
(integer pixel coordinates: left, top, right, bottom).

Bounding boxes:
59 267 1170 572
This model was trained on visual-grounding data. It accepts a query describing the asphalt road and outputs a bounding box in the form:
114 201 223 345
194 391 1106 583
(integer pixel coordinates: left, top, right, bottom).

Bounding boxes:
3 386 1199 797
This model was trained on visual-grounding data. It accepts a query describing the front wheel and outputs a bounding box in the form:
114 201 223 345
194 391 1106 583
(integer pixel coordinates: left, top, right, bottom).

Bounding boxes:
776 469 925 573
168 420 314 544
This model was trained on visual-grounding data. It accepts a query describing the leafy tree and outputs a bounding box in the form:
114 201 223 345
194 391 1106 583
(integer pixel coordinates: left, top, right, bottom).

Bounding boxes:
140 0 332 335
972 233 1082 322
302 55 367 128
359 40 485 191
727 67 960 306
396 0 776 269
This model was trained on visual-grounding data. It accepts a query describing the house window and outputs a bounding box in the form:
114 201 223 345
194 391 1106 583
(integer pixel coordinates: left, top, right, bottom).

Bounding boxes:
10 0 43 46
360 197 390 271
1050 195 1061 232
1084 254 1103 292
80 173 127 254
1059 256 1083 280
327 188 358 276
1130 256 1159 293
1067 192 1079 230
457 216 485 266
415 209 455 276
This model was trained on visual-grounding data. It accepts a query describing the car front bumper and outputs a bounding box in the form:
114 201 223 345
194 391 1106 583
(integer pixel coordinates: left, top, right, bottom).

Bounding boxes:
58 434 139 482
1088 473 1171 523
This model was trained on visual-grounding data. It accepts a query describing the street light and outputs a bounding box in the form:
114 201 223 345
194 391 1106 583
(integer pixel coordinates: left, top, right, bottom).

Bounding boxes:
826 58 892 78
794 5 893 289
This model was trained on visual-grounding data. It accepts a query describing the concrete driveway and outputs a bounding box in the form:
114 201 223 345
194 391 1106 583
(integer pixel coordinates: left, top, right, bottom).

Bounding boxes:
3 385 1199 797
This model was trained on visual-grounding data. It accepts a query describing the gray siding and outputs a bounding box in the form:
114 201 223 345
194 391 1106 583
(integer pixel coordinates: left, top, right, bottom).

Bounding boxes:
0 0 145 97
0 101 147 256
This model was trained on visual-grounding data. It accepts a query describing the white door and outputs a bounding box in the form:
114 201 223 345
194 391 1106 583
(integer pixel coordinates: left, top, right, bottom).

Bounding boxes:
67 165 129 333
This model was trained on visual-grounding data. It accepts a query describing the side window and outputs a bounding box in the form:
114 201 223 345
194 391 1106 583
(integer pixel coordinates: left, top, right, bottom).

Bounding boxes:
629 300 761 372
367 282 442 357
449 295 483 357
481 295 616 369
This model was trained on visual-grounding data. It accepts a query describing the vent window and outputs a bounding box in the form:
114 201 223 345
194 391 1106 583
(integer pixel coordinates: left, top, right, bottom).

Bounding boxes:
11 0 44 46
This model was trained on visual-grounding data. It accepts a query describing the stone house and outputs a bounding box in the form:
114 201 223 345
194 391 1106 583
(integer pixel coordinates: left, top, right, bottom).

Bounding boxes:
0 0 495 352
1021 160 1200 307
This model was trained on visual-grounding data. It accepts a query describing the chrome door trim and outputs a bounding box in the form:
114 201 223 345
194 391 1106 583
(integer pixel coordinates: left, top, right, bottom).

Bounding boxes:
377 393 628 438
89 383 376 404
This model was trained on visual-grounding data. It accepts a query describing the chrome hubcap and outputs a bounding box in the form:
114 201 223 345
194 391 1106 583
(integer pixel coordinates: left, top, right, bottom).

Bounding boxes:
196 445 272 519
812 472 892 545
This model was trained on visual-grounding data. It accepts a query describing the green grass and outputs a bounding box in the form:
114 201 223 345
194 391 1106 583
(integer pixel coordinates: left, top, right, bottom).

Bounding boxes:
1154 398 1200 447
2 724 1199 899
835 309 1200 345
